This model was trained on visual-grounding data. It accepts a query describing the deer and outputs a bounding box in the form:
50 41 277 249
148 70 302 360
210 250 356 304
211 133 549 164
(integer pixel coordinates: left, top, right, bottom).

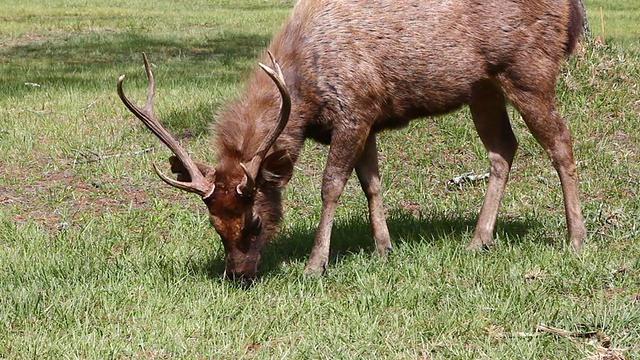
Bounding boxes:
118 0 586 279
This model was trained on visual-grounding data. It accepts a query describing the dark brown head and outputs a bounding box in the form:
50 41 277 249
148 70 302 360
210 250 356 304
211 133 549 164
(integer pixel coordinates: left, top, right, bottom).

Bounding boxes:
118 52 293 279
169 150 292 279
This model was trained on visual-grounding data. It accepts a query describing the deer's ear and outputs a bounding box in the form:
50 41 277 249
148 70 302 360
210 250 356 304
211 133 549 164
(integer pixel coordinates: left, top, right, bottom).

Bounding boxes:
259 149 293 188
169 156 215 182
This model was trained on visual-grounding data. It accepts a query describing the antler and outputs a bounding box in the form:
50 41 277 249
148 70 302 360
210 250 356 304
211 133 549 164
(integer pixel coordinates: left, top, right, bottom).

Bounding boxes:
237 51 291 195
117 53 215 199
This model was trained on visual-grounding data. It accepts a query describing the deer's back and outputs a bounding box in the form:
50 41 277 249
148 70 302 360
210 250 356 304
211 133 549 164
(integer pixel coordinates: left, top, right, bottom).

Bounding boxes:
268 0 571 137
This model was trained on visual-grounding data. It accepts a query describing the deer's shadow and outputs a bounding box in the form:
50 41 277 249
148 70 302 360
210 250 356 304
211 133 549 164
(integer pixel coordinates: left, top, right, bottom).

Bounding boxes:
189 208 541 280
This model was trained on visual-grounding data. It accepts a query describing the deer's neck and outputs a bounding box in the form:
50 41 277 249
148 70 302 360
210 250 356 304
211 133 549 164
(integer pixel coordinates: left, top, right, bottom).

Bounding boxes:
214 68 306 169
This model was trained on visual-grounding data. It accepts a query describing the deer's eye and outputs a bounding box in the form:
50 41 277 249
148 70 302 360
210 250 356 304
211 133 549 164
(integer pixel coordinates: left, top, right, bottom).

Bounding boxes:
252 215 262 231
243 214 262 235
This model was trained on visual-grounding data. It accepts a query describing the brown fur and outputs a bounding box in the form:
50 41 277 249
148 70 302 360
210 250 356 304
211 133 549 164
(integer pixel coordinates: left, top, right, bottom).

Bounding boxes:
170 0 586 278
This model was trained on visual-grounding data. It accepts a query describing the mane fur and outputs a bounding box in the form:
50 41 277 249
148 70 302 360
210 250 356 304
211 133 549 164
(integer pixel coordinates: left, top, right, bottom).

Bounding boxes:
212 70 282 168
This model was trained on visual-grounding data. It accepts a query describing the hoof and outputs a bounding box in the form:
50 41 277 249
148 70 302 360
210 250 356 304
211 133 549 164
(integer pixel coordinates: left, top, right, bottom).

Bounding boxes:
466 240 494 252
377 245 394 257
303 261 327 277
570 236 584 253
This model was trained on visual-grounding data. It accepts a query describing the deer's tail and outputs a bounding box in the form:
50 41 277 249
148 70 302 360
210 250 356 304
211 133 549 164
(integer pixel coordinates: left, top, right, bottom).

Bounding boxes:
565 0 585 56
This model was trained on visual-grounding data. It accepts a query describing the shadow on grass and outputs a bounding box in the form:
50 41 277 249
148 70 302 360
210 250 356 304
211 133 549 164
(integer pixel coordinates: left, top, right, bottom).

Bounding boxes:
187 208 541 281
2 30 271 136
259 209 539 276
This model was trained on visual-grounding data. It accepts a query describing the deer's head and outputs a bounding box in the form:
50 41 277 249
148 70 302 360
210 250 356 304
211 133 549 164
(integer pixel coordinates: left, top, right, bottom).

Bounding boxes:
118 53 293 279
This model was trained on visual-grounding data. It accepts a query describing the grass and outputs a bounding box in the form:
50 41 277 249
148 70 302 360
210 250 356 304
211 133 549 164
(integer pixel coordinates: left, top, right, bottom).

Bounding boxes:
1 0 639 358
585 0 640 44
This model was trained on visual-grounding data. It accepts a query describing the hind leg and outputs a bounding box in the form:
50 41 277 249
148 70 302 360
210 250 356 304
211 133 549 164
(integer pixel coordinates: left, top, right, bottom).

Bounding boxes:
502 78 586 250
467 82 519 250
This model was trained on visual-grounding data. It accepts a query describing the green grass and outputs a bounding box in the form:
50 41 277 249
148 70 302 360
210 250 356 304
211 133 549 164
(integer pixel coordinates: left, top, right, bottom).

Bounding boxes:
585 0 640 44
1 1 639 358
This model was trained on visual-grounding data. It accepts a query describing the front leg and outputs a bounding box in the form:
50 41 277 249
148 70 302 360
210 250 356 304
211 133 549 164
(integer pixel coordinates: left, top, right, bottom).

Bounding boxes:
304 128 371 275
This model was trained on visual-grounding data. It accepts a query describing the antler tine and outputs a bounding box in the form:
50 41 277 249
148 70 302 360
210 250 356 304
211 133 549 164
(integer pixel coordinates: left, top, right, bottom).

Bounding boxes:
152 163 214 199
237 162 256 196
238 51 291 193
255 51 291 161
141 53 155 114
236 52 291 195
117 53 214 199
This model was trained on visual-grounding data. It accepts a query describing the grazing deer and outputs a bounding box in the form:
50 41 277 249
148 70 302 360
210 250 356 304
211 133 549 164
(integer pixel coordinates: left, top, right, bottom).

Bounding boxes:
118 0 586 279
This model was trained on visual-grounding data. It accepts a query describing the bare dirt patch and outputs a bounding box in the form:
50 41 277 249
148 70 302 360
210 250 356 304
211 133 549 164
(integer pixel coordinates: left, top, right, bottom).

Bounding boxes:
0 157 196 233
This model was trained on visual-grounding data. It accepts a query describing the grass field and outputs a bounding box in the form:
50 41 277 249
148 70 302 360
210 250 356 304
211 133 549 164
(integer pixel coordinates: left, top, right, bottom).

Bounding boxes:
585 0 640 44
1 0 639 358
